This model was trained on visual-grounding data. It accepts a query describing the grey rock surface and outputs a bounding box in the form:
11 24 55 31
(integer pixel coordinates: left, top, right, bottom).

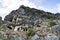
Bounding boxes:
51 25 60 33
11 35 27 40
45 34 59 40
31 34 39 40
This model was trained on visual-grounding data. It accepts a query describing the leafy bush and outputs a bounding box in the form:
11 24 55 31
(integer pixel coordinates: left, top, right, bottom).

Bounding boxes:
27 28 33 36
48 21 56 27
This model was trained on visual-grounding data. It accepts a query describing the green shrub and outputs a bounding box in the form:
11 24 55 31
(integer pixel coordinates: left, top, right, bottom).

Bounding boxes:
27 28 33 36
48 21 56 27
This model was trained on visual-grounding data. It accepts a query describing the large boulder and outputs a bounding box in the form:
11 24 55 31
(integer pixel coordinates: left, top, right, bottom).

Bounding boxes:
31 34 39 40
51 25 60 33
45 34 59 40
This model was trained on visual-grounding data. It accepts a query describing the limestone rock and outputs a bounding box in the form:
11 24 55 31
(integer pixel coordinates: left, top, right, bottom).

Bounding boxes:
45 34 59 40
31 34 39 40
11 35 27 40
51 25 60 33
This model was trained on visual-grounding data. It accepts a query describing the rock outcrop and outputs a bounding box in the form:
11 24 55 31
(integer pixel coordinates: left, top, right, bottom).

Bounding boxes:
0 5 60 40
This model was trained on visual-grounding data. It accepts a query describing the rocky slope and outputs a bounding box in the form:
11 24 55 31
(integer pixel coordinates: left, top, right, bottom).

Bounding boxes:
4 5 60 21
0 5 60 40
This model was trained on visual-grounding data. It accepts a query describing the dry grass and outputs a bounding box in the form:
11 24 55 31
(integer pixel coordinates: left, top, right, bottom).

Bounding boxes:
6 30 26 35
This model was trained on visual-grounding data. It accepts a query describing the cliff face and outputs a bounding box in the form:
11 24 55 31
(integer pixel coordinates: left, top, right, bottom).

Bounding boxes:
4 5 60 21
0 5 60 40
4 5 60 26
